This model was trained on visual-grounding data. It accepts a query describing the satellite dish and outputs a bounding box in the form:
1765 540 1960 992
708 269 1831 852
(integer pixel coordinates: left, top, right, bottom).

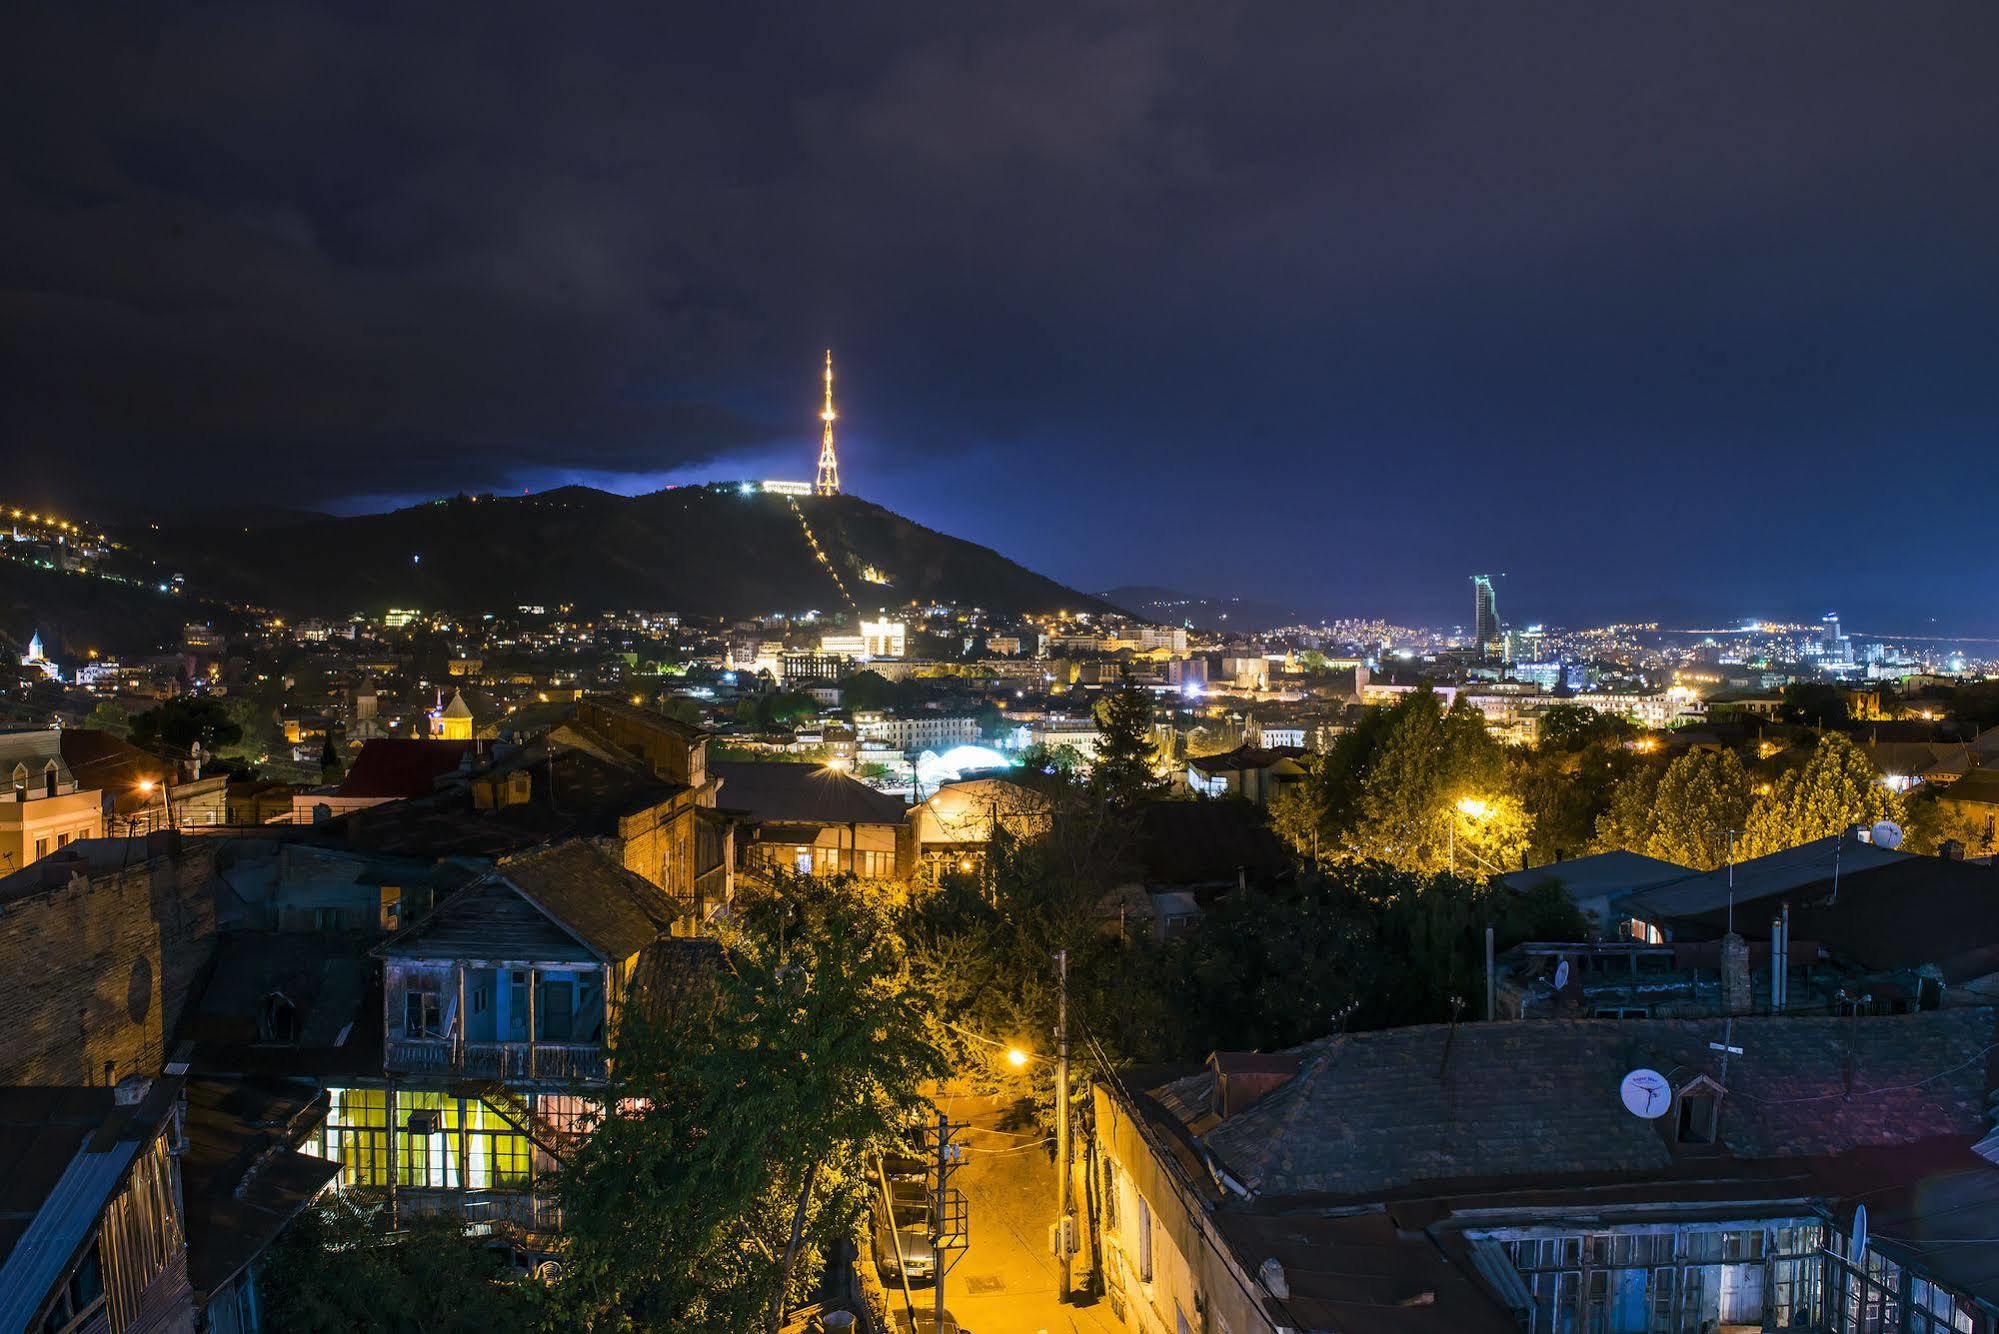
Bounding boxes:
1848 1204 1868 1263
1871 820 1904 850
1554 960 1571 991
1620 1068 1671 1119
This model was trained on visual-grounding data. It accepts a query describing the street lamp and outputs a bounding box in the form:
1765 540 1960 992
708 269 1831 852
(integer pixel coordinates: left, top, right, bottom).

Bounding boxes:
1448 797 1492 874
136 779 170 835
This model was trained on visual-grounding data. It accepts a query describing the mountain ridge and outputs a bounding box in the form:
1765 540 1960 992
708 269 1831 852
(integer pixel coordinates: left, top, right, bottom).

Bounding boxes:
131 484 1112 620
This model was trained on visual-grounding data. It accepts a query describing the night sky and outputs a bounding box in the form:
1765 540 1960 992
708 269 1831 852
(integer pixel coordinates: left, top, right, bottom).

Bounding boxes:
4 5 1997 631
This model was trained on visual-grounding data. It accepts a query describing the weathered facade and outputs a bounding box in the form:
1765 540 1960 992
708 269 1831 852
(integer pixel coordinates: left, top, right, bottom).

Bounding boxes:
301 840 705 1242
0 1078 195 1334
1093 1012 1999 1334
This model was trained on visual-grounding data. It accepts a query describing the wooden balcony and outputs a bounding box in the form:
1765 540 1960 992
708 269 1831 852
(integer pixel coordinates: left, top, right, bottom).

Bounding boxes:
385 1038 606 1084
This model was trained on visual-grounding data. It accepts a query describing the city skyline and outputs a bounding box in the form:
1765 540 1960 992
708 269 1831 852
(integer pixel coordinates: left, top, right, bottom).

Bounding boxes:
3 6 1998 631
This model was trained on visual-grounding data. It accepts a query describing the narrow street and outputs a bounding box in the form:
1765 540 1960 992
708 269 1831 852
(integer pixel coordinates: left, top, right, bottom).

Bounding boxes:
914 1091 1123 1334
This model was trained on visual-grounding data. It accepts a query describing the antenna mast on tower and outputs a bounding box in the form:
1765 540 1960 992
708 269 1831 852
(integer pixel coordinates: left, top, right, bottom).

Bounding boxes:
815 349 841 496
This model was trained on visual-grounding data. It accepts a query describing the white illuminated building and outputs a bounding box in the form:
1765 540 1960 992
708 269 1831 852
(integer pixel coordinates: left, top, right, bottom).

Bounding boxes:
19 631 59 681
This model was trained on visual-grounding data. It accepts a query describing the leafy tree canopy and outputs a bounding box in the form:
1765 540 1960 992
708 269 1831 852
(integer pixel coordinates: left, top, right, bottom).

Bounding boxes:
1594 748 1753 871
259 1195 540 1334
556 876 944 1332
1535 703 1635 754
131 695 242 756
1741 731 1903 858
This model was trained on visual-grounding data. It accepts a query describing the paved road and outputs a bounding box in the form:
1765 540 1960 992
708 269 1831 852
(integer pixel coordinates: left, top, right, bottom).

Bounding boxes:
913 1091 1123 1334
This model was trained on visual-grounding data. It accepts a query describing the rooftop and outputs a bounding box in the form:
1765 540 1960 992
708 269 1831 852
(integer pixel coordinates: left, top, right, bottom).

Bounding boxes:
1497 850 1694 899
380 839 679 965
1165 1009 1997 1202
1616 833 1911 927
334 738 487 800
713 760 909 826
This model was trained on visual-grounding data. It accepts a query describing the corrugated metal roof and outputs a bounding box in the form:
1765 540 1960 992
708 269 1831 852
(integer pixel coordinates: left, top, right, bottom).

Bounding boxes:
0 1137 142 1329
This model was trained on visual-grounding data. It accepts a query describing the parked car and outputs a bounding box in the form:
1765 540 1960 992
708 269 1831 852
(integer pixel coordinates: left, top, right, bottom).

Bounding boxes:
871 1201 937 1286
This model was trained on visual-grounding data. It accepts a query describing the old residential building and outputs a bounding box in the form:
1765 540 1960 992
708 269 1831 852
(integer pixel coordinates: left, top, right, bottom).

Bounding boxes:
715 760 915 881
0 1078 196 1333
299 841 712 1242
1094 1011 1999 1334
0 728 103 870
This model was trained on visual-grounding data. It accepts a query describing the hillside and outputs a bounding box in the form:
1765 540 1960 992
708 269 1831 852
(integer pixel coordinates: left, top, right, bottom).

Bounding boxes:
132 485 1108 619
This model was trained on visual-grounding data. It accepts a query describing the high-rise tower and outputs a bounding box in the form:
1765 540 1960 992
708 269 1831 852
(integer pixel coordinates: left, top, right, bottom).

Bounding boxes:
1471 575 1499 654
815 349 841 496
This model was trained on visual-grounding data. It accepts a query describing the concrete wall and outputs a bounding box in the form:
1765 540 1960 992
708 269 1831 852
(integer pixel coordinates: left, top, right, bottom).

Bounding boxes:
0 840 220 1086
1093 1082 1271 1334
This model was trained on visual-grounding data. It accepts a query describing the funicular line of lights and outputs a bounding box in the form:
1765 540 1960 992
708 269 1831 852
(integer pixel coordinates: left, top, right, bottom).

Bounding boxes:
785 495 857 613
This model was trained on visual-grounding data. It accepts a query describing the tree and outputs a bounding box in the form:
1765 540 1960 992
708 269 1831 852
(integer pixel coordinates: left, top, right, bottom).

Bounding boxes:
1741 732 1904 858
1535 703 1635 754
555 877 944 1332
1341 691 1529 873
131 696 242 756
319 735 345 784
1594 764 1663 856
219 694 283 764
1510 733 1636 865
1267 780 1328 864
1951 681 1999 733
656 696 705 729
1091 676 1161 807
1644 749 1753 870
839 669 897 713
1594 749 1754 871
85 699 132 738
259 1194 538 1333
1149 863 1591 1050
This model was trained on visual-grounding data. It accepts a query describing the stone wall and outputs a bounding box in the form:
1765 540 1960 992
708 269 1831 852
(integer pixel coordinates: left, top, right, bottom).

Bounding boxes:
0 837 221 1085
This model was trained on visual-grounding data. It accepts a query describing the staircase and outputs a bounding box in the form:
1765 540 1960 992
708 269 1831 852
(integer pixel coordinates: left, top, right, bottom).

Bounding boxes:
448 1080 585 1162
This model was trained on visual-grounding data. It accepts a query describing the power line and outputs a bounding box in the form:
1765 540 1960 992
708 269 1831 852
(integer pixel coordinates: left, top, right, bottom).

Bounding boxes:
1075 1012 1315 1333
1727 1040 1999 1104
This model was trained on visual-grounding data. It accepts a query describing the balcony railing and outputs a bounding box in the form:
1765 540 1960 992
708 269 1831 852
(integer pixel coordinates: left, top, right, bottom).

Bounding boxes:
386 1038 607 1083
397 1186 563 1238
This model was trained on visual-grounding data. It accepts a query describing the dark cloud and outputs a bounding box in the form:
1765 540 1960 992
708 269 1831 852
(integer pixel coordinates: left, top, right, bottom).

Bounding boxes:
2 3 1997 628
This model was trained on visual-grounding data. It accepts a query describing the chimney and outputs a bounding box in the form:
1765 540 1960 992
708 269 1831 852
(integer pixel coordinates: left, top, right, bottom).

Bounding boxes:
1721 932 1752 1015
1941 839 1966 862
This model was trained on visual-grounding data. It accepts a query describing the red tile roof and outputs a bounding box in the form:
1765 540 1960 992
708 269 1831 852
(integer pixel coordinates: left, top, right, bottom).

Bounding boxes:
336 739 483 799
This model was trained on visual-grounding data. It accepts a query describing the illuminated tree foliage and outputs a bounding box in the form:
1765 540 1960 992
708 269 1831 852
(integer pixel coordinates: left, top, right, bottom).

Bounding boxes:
1595 748 1753 871
555 877 944 1333
1267 779 1328 863
1331 689 1532 873
1741 731 1905 858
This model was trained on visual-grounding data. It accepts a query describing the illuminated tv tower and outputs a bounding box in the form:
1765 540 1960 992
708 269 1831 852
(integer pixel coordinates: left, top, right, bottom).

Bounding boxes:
815 348 841 496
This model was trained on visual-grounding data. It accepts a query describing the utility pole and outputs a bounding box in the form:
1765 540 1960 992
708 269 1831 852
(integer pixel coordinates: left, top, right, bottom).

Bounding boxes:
1055 947 1072 1303
932 1108 953 1331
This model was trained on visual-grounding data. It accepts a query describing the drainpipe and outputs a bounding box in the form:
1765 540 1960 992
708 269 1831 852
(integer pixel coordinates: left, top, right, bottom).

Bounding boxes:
1775 912 1791 1016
